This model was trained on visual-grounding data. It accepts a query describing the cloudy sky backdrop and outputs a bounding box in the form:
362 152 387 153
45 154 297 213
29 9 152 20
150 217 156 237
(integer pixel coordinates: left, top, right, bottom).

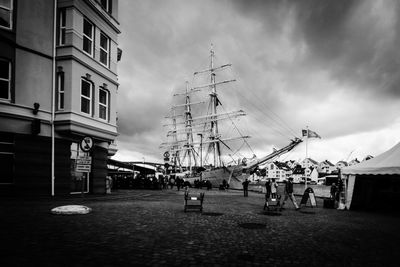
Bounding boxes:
113 0 400 165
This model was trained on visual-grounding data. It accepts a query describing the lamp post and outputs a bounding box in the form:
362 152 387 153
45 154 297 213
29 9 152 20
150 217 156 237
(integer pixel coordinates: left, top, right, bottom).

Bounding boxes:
197 133 203 168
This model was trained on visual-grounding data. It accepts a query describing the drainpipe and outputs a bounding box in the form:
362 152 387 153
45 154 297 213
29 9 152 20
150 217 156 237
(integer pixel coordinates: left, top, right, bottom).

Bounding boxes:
51 0 57 196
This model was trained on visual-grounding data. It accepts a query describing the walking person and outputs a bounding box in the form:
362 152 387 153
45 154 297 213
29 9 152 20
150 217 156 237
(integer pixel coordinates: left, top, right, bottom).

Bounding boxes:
270 178 278 200
281 177 300 210
242 178 250 197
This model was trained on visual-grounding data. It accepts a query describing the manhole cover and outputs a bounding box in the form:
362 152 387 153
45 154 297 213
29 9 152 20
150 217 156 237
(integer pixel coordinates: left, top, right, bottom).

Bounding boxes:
238 223 266 229
51 205 92 215
202 212 224 216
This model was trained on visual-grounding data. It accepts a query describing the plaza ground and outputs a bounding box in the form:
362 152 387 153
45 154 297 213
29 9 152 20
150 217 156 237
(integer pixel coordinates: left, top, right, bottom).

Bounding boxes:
1 188 399 266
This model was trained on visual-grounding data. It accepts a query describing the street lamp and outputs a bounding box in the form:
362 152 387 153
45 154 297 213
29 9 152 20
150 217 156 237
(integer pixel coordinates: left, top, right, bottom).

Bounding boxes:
197 133 203 168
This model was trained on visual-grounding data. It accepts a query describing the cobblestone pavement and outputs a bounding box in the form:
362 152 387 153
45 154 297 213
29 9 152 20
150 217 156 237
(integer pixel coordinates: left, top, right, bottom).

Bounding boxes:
1 188 399 267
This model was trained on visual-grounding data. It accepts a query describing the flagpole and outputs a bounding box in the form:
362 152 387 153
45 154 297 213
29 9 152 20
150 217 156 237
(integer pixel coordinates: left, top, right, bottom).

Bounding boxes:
305 126 308 189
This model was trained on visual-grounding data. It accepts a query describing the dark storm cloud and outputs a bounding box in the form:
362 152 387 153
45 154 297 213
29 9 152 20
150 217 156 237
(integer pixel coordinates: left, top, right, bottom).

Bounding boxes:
233 0 400 98
114 0 400 162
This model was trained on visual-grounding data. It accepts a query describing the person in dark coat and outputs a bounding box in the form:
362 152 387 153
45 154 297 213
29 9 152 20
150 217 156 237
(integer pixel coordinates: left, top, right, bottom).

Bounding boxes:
242 178 250 197
281 177 299 210
265 179 271 199
176 177 182 191
330 183 338 200
206 180 212 190
222 179 228 189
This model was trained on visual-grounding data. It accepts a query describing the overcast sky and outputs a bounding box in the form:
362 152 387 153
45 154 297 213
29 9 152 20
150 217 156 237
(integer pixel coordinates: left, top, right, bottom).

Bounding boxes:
113 0 400 165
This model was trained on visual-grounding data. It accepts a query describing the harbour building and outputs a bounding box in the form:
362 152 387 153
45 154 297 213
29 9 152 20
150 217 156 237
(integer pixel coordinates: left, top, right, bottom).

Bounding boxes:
0 0 121 196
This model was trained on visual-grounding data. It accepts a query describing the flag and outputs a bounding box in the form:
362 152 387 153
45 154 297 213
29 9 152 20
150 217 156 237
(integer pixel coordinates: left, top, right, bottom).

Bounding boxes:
302 129 321 139
216 97 222 106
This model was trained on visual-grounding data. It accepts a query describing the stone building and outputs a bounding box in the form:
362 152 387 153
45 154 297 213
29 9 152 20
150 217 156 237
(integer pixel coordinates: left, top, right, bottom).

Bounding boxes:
0 0 121 196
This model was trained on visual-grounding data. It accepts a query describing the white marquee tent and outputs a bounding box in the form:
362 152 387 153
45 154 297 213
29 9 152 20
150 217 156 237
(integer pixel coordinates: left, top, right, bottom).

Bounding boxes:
341 142 400 210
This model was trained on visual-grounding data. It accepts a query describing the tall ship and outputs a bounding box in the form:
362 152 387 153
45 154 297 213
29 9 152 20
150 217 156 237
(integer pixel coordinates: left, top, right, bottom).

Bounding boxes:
161 46 302 189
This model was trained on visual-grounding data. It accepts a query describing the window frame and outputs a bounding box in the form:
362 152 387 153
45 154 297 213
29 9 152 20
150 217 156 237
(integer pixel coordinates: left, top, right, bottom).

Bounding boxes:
99 32 110 67
57 71 64 110
80 78 93 116
100 0 112 13
98 87 109 121
82 18 94 57
0 0 13 30
0 58 11 101
58 8 66 45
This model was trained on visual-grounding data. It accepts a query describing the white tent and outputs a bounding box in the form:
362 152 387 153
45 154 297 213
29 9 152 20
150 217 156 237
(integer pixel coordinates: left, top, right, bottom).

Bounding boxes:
341 142 400 210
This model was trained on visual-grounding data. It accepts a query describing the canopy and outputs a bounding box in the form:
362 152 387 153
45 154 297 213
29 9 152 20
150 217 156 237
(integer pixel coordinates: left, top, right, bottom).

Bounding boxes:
342 142 400 175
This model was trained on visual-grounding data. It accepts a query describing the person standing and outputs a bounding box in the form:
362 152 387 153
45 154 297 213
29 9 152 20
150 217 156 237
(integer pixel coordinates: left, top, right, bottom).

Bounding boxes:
169 175 175 189
176 177 182 191
242 178 250 197
270 178 278 199
265 179 271 200
330 183 338 200
281 177 299 210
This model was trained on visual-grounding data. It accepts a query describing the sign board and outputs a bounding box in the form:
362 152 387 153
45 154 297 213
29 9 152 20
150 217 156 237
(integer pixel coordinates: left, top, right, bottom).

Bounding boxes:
309 192 316 206
300 187 317 207
76 164 91 172
76 156 92 165
80 136 93 152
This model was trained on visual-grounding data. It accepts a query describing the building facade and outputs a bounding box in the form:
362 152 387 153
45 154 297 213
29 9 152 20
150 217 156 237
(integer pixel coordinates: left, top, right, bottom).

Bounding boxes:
335 160 348 169
260 161 291 182
0 0 121 196
318 160 335 173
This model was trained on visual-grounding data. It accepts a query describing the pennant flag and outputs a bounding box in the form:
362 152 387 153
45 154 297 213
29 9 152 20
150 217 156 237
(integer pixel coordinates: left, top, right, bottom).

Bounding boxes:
216 97 222 106
302 129 321 139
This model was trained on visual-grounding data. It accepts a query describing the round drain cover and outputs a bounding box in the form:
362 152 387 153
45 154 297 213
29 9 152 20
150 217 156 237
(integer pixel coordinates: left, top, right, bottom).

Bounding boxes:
51 205 92 215
238 223 266 229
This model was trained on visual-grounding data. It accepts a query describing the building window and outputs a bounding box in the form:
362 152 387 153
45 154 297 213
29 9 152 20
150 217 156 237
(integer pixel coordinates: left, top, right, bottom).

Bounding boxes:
58 9 66 45
0 132 14 184
100 0 112 13
57 72 64 110
80 79 92 115
0 59 11 100
83 18 94 56
100 32 109 67
0 0 12 30
99 88 109 120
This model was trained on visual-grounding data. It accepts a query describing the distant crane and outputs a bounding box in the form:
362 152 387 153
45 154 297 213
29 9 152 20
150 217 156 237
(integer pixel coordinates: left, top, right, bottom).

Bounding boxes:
345 150 355 162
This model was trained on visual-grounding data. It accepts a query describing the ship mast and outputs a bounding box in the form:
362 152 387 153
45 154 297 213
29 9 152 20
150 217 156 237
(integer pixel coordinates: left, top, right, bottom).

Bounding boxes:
162 45 249 170
183 81 197 172
170 107 182 173
209 46 221 167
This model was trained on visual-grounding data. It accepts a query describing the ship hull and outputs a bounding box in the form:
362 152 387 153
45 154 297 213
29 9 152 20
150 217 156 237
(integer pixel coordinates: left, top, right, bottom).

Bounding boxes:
201 166 250 190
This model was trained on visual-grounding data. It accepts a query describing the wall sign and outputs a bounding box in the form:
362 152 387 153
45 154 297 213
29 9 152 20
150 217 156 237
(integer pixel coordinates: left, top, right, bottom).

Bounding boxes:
80 136 93 152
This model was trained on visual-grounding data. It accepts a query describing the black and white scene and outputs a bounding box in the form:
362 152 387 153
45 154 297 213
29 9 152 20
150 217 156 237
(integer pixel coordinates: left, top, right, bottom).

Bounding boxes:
1 0 400 266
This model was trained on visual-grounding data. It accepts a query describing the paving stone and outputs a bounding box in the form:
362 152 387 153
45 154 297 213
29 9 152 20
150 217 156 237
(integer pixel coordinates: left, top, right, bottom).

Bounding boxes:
0 189 399 266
